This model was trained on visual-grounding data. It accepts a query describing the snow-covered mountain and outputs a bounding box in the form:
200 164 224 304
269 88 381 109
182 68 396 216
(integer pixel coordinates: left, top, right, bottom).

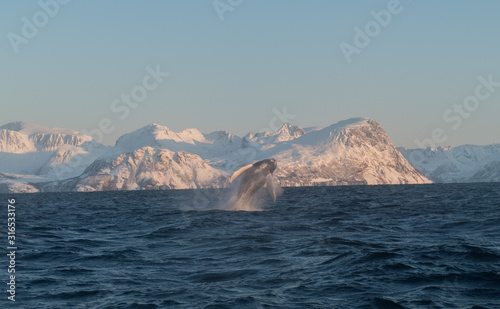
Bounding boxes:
262 118 431 186
0 129 36 153
114 123 242 158
244 123 306 145
38 147 228 192
0 121 92 152
0 122 109 183
0 118 432 193
399 144 500 183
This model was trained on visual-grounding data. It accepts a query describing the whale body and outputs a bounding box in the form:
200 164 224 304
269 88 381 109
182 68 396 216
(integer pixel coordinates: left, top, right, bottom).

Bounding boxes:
229 158 278 205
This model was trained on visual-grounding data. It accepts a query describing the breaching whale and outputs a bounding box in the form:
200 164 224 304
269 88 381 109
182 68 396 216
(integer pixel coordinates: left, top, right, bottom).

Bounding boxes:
229 158 279 205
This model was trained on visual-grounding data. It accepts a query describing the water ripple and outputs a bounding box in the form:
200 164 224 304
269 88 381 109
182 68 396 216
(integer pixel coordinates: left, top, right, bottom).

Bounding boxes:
2 183 499 308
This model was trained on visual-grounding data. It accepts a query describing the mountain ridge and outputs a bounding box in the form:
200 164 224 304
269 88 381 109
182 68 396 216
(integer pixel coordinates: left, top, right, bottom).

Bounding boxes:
398 144 500 183
0 118 433 193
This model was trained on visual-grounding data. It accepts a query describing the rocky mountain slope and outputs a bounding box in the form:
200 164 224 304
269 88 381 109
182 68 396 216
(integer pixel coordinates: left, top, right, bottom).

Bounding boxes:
38 147 228 192
0 118 432 193
0 121 92 152
399 145 500 183
265 119 430 186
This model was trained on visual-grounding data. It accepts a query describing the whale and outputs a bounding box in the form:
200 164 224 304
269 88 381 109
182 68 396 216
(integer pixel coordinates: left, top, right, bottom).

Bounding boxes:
229 158 279 205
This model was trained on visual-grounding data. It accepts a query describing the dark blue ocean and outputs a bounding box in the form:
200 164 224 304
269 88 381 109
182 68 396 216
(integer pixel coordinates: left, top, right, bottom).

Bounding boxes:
2 183 500 308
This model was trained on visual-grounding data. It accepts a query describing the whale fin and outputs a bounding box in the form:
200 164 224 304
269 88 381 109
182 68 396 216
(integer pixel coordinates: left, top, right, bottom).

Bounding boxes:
266 174 277 202
229 164 253 183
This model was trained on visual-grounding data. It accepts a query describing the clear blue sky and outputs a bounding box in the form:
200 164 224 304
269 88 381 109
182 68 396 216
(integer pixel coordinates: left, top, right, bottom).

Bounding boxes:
1 0 499 147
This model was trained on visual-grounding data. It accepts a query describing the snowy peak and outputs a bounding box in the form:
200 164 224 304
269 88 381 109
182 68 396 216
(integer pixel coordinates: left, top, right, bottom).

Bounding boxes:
244 123 306 145
143 124 207 144
31 133 92 151
177 128 207 144
205 130 241 146
285 118 379 147
321 118 377 143
0 121 25 132
66 146 228 192
274 123 306 142
399 144 500 183
0 129 36 153
115 123 210 151
0 121 82 136
327 117 372 130
263 118 430 186
328 118 389 147
0 121 92 153
114 124 246 161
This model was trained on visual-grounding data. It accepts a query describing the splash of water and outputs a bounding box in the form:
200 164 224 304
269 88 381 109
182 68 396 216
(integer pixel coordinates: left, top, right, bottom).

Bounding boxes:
220 176 282 211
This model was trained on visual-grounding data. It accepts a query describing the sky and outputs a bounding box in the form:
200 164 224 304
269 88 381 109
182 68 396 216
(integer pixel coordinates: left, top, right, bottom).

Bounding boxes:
1 0 499 148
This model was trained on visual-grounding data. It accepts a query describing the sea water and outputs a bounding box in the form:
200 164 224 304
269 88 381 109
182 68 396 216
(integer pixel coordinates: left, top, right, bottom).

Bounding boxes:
1 183 499 308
